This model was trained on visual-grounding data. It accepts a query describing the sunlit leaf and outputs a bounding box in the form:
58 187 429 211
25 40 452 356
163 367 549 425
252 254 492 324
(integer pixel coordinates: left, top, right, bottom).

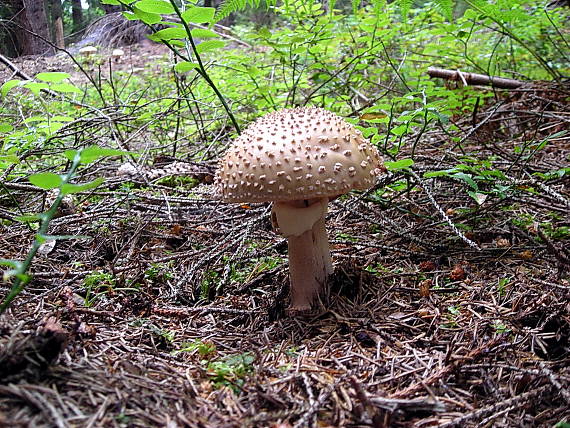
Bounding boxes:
385 159 414 171
133 6 162 24
181 6 216 23
29 172 63 189
50 83 82 94
174 61 200 72
1 79 22 97
195 40 225 54
61 178 105 195
151 27 188 40
135 0 174 14
0 123 14 133
23 82 49 96
190 28 218 38
35 72 70 83
64 145 127 164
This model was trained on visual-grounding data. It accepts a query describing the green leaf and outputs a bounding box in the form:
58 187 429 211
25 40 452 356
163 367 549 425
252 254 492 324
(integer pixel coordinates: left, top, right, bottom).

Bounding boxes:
468 191 488 205
195 40 225 54
61 178 104 195
35 72 70 83
174 61 199 72
0 123 14 133
29 172 63 189
132 6 162 24
390 124 408 136
0 154 19 165
0 259 22 269
190 28 218 38
135 0 174 14
50 83 82 94
453 172 478 190
64 145 126 164
101 0 121 4
435 0 453 21
14 214 42 223
385 159 414 171
151 27 188 40
181 6 216 24
424 170 450 178
398 0 413 19
23 82 49 96
51 115 74 122
1 79 22 97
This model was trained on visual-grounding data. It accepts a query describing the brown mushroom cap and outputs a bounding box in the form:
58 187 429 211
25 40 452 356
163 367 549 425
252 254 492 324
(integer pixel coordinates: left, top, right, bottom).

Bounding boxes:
216 107 383 202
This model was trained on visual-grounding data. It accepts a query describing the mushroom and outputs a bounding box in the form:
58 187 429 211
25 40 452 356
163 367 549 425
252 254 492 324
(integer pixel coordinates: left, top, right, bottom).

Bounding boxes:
215 107 384 312
111 48 124 62
78 46 97 57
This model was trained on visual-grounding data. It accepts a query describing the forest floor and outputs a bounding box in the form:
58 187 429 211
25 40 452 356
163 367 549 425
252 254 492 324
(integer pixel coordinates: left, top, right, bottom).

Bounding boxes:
0 48 569 428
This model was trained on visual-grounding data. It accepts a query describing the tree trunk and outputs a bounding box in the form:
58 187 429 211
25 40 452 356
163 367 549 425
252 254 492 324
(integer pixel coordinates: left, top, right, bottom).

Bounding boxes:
7 0 54 56
50 0 65 49
71 0 83 33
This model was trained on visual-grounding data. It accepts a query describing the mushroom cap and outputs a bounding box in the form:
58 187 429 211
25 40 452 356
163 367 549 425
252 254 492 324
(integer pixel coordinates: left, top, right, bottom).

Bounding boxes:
112 48 124 57
216 107 384 203
79 46 97 55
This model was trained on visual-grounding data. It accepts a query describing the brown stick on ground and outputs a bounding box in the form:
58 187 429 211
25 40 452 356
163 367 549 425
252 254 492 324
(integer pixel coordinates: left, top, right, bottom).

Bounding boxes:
428 67 524 89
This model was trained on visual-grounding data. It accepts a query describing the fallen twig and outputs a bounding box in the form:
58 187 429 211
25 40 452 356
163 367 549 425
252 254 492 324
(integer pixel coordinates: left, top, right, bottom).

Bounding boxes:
428 67 524 89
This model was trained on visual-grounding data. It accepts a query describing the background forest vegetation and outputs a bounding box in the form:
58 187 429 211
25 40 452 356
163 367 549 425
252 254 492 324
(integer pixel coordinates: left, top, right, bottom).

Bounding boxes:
0 0 569 427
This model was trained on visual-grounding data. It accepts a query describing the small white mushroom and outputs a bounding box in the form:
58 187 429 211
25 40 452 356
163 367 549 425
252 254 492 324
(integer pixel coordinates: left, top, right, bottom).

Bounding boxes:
215 107 385 313
79 46 97 56
111 48 124 61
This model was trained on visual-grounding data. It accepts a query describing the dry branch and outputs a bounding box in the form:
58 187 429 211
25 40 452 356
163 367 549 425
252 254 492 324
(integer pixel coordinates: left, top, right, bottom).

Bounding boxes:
428 67 524 89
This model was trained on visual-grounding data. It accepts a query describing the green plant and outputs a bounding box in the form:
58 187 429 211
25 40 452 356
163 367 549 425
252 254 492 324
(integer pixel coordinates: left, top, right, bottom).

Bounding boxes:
497 276 511 297
206 352 255 391
0 145 125 313
200 269 220 300
174 339 217 357
492 320 511 334
83 271 117 307
100 0 241 133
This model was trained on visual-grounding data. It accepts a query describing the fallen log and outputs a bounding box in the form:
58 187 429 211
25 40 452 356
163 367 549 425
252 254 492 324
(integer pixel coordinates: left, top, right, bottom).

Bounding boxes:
428 67 524 89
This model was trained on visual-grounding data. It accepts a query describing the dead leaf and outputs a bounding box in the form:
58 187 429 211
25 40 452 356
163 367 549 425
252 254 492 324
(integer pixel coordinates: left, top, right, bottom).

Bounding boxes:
518 250 533 260
450 264 466 280
419 261 436 272
360 112 387 120
419 279 431 297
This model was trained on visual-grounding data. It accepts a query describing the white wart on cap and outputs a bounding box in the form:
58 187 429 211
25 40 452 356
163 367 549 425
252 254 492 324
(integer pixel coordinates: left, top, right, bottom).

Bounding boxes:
216 107 384 202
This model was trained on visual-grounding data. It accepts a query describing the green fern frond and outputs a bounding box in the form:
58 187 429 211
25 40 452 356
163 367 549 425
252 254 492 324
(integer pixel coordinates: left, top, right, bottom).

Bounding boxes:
372 0 386 16
351 0 361 15
214 0 274 21
396 0 414 19
434 0 454 20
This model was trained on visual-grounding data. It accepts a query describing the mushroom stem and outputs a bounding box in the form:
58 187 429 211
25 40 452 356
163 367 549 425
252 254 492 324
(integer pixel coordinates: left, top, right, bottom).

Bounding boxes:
312 211 333 277
287 228 326 311
271 197 331 311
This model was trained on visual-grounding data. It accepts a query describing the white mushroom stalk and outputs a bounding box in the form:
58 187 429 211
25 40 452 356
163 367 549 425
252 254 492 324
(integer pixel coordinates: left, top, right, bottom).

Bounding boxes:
216 107 384 312
271 197 329 310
